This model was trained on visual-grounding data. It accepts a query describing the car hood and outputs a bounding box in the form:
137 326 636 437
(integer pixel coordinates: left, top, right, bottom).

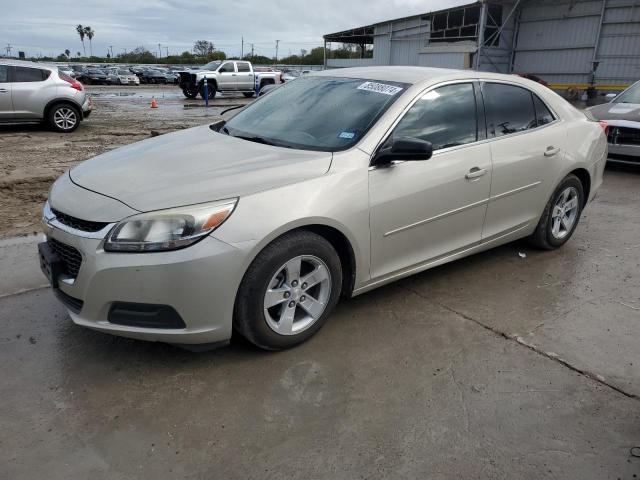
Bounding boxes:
70 125 332 212
587 102 640 123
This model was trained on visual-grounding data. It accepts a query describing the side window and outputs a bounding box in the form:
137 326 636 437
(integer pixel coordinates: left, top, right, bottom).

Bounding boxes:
483 83 537 137
0 65 8 82
236 62 250 72
532 94 555 127
12 66 49 82
219 62 235 73
392 83 477 150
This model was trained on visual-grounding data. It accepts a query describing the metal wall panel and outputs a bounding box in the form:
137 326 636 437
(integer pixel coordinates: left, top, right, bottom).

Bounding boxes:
417 53 468 68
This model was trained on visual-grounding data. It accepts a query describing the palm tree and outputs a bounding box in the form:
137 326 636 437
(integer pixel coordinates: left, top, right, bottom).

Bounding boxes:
84 27 94 57
76 25 86 56
64 49 71 59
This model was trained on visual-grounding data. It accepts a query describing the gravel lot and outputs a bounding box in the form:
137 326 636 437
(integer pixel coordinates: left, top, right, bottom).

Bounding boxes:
0 84 639 479
0 85 252 238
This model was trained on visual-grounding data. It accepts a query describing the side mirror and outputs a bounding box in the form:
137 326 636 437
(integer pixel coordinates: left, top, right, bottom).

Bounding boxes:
373 137 433 166
605 93 617 100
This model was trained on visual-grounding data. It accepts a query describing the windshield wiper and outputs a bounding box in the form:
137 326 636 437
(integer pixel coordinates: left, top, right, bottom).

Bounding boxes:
232 134 281 147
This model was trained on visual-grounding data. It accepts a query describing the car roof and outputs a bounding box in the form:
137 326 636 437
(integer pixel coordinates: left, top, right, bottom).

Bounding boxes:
0 59 56 70
311 66 539 88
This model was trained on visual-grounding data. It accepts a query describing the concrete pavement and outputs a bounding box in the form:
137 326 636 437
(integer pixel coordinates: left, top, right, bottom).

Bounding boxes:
0 168 638 479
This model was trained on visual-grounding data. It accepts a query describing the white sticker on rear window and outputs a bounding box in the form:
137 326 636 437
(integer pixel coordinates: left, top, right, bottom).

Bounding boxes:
357 82 403 96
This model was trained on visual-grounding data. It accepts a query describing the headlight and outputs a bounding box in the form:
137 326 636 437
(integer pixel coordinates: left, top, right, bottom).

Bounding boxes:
104 199 237 252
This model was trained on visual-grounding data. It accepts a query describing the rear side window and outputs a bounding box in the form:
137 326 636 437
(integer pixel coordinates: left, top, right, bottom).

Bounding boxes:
236 62 250 72
392 83 478 150
0 65 8 82
483 83 537 137
532 94 555 127
12 66 50 82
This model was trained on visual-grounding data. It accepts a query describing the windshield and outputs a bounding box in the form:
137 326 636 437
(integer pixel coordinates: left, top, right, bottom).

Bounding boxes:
202 61 222 71
223 76 408 151
118 70 130 75
614 82 640 104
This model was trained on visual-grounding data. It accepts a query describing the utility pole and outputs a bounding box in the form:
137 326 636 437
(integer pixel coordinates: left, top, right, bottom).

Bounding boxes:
165 47 169 57
109 45 114 58
275 39 280 65
249 43 254 58
158 43 162 60
241 36 244 59
5 44 12 57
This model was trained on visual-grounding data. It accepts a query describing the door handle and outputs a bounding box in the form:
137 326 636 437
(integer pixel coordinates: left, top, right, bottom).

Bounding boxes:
465 167 487 180
0 89 7 93
231 74 237 76
544 146 560 157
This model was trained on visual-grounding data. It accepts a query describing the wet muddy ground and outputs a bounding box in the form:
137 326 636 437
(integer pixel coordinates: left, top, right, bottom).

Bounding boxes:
0 85 252 238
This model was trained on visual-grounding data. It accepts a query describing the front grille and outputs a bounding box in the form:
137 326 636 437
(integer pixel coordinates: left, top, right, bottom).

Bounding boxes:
55 289 84 313
51 208 109 233
48 238 82 278
608 127 640 146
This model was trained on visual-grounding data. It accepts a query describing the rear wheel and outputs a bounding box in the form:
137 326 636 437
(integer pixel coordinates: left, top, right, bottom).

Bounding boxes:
529 174 584 249
48 103 80 133
234 231 342 350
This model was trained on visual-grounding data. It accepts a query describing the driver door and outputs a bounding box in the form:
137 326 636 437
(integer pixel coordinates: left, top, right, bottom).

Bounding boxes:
217 62 237 91
369 82 492 279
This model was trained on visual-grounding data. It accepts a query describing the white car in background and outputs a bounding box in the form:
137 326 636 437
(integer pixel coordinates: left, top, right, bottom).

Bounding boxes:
40 67 606 350
105 68 140 85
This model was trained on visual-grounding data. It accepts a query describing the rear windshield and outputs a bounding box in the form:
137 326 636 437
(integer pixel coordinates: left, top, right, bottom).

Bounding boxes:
118 70 131 75
614 82 640 104
223 76 409 151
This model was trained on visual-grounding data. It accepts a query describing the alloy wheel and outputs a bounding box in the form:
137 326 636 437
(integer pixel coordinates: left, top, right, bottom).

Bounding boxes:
53 108 77 131
551 187 579 239
263 255 332 335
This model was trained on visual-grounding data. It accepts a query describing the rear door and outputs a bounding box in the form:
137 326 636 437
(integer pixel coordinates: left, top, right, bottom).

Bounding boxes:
480 82 567 240
10 66 54 118
235 62 254 91
216 62 237 91
0 65 12 118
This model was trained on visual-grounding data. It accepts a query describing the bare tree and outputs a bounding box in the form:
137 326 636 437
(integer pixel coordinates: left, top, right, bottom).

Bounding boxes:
84 26 94 57
76 25 86 56
193 40 215 56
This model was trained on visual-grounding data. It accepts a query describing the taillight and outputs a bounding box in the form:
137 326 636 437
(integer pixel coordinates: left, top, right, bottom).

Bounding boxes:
598 120 609 135
59 72 83 91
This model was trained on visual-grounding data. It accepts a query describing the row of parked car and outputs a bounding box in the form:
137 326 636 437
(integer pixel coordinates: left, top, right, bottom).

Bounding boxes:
58 65 186 85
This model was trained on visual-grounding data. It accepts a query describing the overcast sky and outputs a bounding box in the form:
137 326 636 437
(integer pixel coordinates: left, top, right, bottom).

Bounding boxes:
1 0 471 59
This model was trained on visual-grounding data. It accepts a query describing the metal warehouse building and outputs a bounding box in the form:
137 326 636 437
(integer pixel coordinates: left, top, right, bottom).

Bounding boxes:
323 0 640 91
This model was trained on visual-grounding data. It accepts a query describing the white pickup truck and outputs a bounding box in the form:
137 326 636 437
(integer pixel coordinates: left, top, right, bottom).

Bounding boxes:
177 60 281 99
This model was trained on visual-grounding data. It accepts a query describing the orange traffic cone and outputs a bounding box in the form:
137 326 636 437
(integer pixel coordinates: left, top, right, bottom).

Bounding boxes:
150 97 158 108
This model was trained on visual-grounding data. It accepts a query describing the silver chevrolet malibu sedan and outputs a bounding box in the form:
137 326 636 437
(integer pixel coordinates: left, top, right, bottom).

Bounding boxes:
40 67 607 350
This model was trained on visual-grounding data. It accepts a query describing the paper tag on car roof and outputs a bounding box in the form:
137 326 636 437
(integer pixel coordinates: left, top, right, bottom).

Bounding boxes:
357 82 403 96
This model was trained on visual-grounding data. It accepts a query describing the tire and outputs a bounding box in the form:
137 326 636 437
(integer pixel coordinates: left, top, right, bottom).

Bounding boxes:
528 174 584 249
183 87 199 99
48 103 80 133
234 231 343 350
200 83 217 100
242 92 255 98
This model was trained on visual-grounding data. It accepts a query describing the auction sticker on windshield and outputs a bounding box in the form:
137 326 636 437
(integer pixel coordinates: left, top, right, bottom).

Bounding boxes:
357 82 404 96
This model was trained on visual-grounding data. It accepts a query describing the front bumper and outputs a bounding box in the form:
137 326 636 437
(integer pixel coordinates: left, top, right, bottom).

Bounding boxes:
608 143 640 164
82 96 92 118
42 215 248 345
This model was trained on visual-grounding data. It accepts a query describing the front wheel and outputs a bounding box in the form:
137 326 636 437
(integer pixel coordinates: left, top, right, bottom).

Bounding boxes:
234 231 342 350
182 87 199 99
242 92 255 98
529 174 584 249
200 83 217 99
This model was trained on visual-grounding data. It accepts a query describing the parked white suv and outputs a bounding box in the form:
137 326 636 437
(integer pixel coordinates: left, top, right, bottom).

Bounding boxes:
0 60 92 132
